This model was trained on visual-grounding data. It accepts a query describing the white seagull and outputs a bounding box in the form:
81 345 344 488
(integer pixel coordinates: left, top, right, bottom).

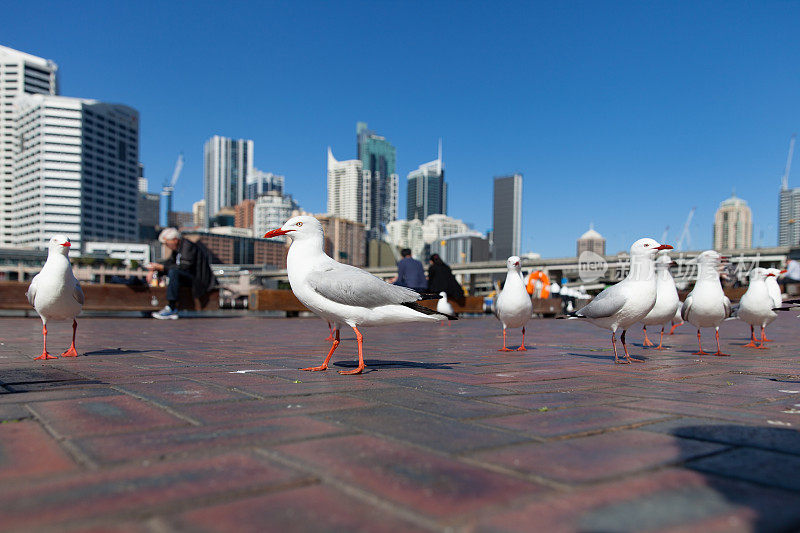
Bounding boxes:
26 235 84 360
641 252 681 349
761 267 786 342
575 238 672 364
738 268 778 349
264 216 455 375
437 292 455 326
492 256 533 351
681 250 731 356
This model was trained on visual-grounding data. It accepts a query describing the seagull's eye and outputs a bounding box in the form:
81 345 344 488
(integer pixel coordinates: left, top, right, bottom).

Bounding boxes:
296 222 303 227
644 243 649 247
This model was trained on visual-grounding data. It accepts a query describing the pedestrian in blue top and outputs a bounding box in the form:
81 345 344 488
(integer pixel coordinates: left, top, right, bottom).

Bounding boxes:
393 249 427 292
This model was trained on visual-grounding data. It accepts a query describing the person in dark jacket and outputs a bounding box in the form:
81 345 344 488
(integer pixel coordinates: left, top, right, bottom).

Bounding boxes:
427 254 464 303
393 248 427 292
146 228 216 319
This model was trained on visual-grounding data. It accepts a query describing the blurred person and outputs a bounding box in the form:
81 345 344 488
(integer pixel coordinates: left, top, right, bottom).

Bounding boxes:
393 248 427 292
146 228 216 319
427 254 464 303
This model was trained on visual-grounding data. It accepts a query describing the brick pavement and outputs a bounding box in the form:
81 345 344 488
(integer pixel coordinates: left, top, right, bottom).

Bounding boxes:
0 313 799 532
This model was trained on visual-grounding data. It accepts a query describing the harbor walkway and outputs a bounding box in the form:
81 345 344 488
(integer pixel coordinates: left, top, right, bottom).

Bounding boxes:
0 313 799 532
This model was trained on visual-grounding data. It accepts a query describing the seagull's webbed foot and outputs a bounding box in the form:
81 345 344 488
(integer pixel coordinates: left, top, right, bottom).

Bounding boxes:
338 364 364 375
692 351 709 356
516 345 527 351
712 351 731 356
302 364 328 372
61 346 78 357
626 356 645 363
34 351 57 360
498 347 513 352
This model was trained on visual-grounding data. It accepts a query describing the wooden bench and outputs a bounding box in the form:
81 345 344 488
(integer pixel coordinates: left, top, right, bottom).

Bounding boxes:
0 281 219 312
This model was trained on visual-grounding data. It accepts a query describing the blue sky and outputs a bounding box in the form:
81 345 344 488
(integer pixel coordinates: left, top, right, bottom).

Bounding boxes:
4 1 799 256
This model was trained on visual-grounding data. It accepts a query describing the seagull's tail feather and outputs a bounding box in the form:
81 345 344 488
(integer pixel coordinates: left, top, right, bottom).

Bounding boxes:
413 290 443 301
402 301 457 320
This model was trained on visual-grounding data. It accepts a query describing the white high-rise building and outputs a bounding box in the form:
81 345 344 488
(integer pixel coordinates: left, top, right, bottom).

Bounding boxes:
0 46 58 247
246 168 284 199
386 218 425 258
192 200 206 228
326 147 370 227
421 214 469 245
253 191 299 240
204 135 253 226
12 94 139 250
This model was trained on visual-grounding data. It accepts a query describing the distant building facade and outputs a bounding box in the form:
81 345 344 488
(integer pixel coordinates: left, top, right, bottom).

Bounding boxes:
386 218 425 259
422 214 469 245
713 194 752 250
246 169 284 199
357 122 398 238
317 215 366 267
429 231 490 265
183 231 285 268
12 94 139 250
407 142 446 221
253 191 299 240
204 135 253 226
168 211 195 229
779 187 800 247
327 147 370 227
577 225 606 256
192 200 206 228
0 45 58 248
492 174 523 260
138 191 160 240
235 199 256 229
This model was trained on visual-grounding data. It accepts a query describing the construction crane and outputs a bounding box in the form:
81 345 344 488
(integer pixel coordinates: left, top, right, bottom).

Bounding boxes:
660 226 669 243
161 154 184 227
781 133 796 190
675 207 696 251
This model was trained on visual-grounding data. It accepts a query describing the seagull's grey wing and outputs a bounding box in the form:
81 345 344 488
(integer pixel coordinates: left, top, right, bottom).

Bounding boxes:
723 296 731 318
681 294 693 321
26 276 38 307
306 263 420 308
575 286 625 319
74 281 84 305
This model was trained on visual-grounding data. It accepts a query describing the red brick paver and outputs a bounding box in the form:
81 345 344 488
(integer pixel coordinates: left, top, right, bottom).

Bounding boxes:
0 313 798 531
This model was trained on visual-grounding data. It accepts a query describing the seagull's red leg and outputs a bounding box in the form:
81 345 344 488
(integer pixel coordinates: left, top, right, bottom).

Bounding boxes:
339 326 365 375
498 327 512 352
517 327 527 351
622 330 644 363
712 327 730 356
60 320 79 357
303 329 339 371
655 327 666 350
692 329 709 356
642 325 655 347
757 325 768 349
762 326 774 342
669 322 681 335
34 324 57 360
744 325 758 348
324 322 335 342
612 331 626 364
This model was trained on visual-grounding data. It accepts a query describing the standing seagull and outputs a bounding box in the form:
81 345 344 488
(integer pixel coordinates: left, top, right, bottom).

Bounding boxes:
761 268 785 342
738 268 778 349
681 250 731 356
493 256 533 351
641 252 681 349
264 216 455 375
437 292 455 326
26 235 84 360
576 238 672 364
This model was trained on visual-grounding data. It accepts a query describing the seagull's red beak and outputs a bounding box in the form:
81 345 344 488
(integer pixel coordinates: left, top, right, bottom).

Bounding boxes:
263 228 293 238
61 241 71 248
655 244 673 250
767 273 776 277
780 269 788 274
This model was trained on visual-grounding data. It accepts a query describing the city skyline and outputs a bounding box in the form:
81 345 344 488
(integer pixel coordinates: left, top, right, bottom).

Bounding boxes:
3 2 799 257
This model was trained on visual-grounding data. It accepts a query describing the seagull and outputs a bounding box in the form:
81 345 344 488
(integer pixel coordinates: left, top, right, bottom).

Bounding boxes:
575 238 672 364
492 256 533 351
641 252 681 349
738 268 778 349
26 235 84 360
437 292 455 326
681 250 731 356
264 216 455 375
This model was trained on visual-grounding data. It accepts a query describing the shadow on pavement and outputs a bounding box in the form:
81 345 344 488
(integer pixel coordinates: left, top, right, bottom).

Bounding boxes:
82 348 164 356
333 360 458 370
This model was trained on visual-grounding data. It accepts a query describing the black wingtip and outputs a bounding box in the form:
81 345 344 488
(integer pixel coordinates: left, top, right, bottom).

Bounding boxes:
402 301 458 320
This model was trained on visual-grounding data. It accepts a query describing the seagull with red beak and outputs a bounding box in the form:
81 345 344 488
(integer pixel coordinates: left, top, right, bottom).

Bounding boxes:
738 268 778 349
26 235 84 360
264 216 455 375
575 238 673 364
681 250 732 356
492 256 533 351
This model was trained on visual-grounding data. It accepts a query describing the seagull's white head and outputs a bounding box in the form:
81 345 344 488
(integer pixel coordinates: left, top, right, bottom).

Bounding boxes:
439 291 447 298
767 267 786 277
629 238 672 257
48 234 72 256
263 215 323 242
506 256 521 271
749 267 775 281
696 250 725 265
654 251 673 268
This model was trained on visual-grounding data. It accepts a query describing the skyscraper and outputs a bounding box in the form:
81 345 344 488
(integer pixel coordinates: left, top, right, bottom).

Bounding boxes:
492 174 523 260
357 122 398 238
779 187 800 247
327 147 370 227
0 46 58 247
713 194 753 250
12 94 139 249
204 135 253 226
407 140 446 221
246 169 284 199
